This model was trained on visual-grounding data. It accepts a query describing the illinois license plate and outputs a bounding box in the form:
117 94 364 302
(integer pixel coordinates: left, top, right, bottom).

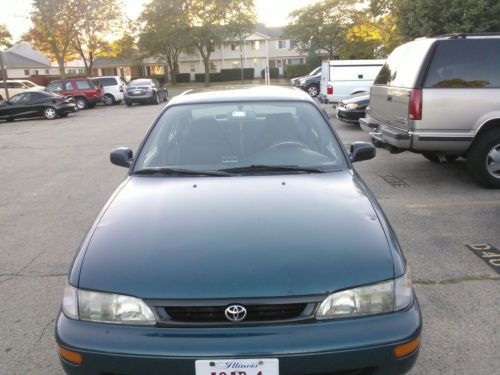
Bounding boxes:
195 359 278 375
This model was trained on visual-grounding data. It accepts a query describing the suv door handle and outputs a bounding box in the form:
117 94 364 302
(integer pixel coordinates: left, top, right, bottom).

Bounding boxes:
387 95 392 101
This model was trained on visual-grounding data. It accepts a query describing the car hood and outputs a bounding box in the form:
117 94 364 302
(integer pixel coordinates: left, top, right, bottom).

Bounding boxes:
77 172 395 299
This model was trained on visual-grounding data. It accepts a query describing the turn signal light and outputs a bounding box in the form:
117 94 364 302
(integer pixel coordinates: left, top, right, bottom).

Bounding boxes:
394 335 421 358
58 345 82 365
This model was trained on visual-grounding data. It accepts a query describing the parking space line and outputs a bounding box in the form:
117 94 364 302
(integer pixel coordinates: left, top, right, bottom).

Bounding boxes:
406 200 500 209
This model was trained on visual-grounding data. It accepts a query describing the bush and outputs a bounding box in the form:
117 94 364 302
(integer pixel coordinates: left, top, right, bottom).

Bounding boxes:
144 74 167 84
175 73 191 83
260 68 280 79
220 68 255 81
285 64 309 79
194 72 222 83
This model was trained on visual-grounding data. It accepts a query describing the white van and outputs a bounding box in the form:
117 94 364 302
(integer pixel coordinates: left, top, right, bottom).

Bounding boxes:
318 59 385 103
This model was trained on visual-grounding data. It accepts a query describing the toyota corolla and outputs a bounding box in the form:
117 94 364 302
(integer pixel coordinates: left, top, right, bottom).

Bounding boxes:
56 86 422 375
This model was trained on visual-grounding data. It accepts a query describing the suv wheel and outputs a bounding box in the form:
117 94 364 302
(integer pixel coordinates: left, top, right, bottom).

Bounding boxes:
306 84 319 97
466 128 500 188
125 100 132 107
422 152 459 163
75 97 88 110
103 94 115 105
44 107 57 120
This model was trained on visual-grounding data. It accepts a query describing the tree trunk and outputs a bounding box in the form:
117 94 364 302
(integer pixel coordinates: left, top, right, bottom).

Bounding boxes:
57 57 66 78
164 64 170 84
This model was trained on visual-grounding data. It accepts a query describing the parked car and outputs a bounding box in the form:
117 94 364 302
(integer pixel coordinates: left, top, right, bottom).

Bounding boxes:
91 76 127 105
360 33 500 188
0 91 76 121
289 66 321 97
318 59 384 103
124 78 168 106
56 86 421 375
336 93 369 124
46 78 103 110
0 79 45 101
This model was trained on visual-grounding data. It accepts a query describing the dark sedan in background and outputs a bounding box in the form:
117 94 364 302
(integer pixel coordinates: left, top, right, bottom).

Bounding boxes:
0 91 76 122
56 86 421 375
336 93 370 124
289 66 321 97
124 78 168 106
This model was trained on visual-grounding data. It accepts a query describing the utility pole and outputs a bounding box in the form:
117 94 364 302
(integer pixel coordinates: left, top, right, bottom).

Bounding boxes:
0 50 9 100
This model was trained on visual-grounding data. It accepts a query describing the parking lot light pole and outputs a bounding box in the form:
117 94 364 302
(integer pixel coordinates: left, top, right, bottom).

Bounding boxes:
0 50 9 100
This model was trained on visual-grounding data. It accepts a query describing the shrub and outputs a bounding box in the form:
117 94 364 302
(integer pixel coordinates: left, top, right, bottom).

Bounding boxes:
175 73 191 83
260 68 280 79
285 64 309 79
194 72 222 83
220 68 255 81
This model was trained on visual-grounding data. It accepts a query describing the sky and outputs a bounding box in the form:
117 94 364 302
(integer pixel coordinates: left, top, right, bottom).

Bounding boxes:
0 0 320 42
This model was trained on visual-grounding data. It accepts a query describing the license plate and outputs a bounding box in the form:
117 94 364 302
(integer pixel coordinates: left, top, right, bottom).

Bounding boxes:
195 359 278 375
132 90 142 95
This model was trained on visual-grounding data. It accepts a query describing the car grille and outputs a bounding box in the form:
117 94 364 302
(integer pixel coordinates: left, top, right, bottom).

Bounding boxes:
147 296 323 327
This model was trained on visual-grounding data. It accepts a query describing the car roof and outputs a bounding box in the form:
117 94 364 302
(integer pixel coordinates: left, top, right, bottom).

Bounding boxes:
49 77 91 82
169 85 315 105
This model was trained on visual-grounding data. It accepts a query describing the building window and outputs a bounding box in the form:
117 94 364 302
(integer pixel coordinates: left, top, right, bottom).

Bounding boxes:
278 40 287 49
45 69 50 74
252 41 260 50
208 62 217 72
190 64 196 73
232 60 241 68
24 69 29 76
290 40 297 49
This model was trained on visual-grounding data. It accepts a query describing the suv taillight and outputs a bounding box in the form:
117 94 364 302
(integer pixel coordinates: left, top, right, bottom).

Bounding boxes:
327 85 333 95
119 85 123 92
408 89 422 120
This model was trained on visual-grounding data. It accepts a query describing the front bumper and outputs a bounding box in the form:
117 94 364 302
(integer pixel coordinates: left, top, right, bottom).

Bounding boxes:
56 104 77 114
125 93 154 103
337 107 366 124
56 297 422 375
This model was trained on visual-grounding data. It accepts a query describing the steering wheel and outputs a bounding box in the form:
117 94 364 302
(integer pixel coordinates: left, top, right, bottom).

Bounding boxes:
268 141 308 150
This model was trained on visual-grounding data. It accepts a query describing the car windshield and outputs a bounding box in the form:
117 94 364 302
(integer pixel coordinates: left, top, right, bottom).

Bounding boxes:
308 67 321 76
134 101 346 174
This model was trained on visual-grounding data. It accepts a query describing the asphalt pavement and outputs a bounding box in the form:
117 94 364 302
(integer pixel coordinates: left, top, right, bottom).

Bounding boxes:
0 92 499 374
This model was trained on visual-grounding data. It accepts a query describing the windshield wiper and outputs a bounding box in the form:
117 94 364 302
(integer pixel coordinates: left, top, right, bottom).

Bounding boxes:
134 168 231 177
219 165 326 174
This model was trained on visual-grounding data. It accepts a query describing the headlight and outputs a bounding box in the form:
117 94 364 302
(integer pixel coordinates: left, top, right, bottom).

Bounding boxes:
316 269 413 320
62 284 156 325
345 103 360 110
298 79 307 86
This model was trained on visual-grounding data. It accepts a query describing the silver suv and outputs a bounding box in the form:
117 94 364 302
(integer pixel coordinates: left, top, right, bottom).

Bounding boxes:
360 33 500 188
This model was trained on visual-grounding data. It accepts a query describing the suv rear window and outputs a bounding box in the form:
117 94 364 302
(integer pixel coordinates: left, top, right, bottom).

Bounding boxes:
97 78 117 87
75 80 95 90
374 39 433 88
423 39 500 88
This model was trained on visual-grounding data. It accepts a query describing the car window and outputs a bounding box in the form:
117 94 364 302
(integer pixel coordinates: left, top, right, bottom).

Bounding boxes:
75 80 94 90
7 82 24 89
134 101 346 172
30 92 45 100
47 82 63 92
97 78 117 87
8 93 26 104
423 39 500 88
129 79 152 86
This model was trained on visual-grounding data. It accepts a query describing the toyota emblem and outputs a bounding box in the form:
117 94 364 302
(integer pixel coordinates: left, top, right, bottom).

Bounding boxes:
224 305 247 322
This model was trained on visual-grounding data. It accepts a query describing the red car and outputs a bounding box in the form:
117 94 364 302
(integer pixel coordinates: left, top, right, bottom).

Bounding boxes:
46 78 103 110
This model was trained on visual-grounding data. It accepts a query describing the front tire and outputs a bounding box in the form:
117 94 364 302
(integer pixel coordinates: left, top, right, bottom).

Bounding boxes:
467 128 500 188
306 84 319 97
103 94 115 105
152 92 160 105
44 107 57 120
75 97 88 110
125 99 132 107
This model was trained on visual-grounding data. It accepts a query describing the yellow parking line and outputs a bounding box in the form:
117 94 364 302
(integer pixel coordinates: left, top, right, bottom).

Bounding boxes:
406 200 500 209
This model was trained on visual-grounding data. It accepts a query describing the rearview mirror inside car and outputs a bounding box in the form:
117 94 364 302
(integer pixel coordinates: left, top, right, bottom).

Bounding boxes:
350 142 376 163
110 147 133 168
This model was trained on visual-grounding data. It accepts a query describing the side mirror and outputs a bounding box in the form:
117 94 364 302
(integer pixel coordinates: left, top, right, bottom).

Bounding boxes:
350 142 376 163
110 147 133 168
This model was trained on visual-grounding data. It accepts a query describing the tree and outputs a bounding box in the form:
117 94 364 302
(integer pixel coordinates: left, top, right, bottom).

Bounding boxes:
185 0 256 87
138 0 191 85
338 11 382 59
28 0 80 78
394 0 500 39
285 0 360 59
72 0 122 76
0 24 12 48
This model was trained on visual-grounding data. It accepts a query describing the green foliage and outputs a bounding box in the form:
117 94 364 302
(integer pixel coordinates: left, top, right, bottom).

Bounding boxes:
284 64 309 79
395 0 500 39
220 68 254 81
139 0 191 84
285 0 360 59
72 0 123 75
0 24 12 48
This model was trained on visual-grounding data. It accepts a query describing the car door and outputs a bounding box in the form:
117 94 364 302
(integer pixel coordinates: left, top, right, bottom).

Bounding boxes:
1 93 29 119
